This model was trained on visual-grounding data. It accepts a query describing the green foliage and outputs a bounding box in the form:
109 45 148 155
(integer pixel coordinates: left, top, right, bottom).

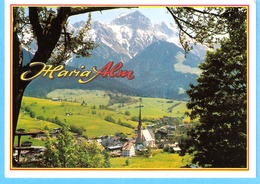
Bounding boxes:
53 116 63 126
36 115 45 120
125 159 129 166
181 8 247 168
29 111 36 118
167 7 227 53
70 125 84 135
43 123 110 168
44 125 49 130
24 106 31 112
104 115 115 123
107 93 137 106
163 145 170 152
124 111 131 116
92 110 96 115
131 116 139 122
117 121 135 129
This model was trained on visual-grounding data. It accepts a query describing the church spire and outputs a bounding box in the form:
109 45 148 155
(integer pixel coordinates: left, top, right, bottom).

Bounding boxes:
136 98 143 145
138 98 142 130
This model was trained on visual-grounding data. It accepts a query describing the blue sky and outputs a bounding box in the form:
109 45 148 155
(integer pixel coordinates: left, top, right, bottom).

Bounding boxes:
68 7 174 24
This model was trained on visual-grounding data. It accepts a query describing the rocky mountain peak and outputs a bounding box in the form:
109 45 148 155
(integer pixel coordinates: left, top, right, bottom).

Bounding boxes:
111 10 152 30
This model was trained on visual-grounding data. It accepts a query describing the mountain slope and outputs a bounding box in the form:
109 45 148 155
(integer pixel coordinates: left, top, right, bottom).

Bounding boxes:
120 40 202 100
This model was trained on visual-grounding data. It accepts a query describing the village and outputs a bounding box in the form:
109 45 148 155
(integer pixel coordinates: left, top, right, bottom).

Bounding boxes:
13 106 187 164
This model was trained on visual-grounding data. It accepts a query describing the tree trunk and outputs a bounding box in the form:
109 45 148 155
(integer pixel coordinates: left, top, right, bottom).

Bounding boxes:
12 8 70 146
12 31 31 145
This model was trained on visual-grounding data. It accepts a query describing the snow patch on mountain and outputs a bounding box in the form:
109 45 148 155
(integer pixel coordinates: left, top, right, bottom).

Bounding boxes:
174 52 201 75
69 11 192 60
68 10 207 65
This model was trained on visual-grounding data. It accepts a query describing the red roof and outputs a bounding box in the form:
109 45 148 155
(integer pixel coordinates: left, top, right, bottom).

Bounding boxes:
122 141 133 151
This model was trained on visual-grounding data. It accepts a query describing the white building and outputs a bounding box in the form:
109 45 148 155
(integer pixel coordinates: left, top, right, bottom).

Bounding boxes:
122 141 135 157
142 129 155 148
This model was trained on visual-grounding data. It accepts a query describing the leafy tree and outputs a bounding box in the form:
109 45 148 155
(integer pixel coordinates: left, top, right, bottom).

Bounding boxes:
29 111 35 118
180 8 247 168
12 7 117 145
124 111 131 116
125 159 129 166
43 123 110 168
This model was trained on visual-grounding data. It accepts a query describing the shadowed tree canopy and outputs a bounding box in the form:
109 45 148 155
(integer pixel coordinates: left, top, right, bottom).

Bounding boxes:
12 7 245 168
179 7 247 168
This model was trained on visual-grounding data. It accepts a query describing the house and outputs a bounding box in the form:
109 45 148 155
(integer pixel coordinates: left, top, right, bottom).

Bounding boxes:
107 145 122 152
107 145 122 157
21 141 32 147
155 129 168 139
16 129 25 133
35 131 46 138
51 98 61 102
122 141 135 157
50 128 61 138
65 112 73 116
164 142 181 152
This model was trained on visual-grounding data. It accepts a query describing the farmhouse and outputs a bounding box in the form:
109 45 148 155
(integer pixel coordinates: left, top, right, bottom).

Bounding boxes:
155 129 168 139
51 98 61 102
164 142 181 152
65 112 73 116
21 141 32 147
122 141 135 157
35 131 46 138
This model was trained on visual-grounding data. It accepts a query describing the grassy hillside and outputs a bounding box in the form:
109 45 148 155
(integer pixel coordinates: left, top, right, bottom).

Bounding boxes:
19 97 134 138
18 89 189 139
46 89 188 118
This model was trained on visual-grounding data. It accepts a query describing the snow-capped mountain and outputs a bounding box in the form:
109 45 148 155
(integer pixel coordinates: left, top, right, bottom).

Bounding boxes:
63 10 208 100
67 10 206 65
25 10 208 100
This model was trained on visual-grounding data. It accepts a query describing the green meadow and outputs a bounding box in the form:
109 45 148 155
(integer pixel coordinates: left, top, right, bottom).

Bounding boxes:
16 89 193 168
110 150 192 168
18 89 189 139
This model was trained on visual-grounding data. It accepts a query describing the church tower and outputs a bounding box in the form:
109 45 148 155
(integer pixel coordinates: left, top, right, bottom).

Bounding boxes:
136 98 143 145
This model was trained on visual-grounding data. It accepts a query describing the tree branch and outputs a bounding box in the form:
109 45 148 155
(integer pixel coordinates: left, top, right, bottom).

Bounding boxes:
166 7 196 39
184 7 222 17
29 7 43 38
70 7 119 16
69 7 134 16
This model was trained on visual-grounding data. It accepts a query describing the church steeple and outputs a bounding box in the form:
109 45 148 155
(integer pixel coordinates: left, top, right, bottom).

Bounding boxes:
138 98 142 129
136 98 143 145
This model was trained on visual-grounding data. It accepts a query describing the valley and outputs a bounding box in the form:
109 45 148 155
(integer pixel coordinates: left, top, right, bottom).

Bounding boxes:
18 89 190 138
16 89 197 168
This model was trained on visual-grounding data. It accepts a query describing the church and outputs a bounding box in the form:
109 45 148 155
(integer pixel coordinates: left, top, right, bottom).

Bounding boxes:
135 99 155 150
